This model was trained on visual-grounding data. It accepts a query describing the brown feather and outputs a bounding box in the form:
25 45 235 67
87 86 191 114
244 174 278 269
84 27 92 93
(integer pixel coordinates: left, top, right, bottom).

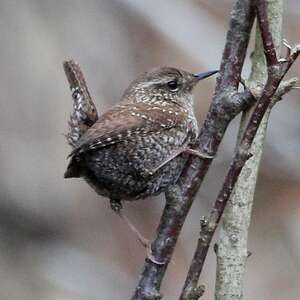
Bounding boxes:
69 101 187 157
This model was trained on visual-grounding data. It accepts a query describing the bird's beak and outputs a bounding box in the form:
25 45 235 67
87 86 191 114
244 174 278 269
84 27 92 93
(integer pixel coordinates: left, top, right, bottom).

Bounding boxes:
193 70 219 81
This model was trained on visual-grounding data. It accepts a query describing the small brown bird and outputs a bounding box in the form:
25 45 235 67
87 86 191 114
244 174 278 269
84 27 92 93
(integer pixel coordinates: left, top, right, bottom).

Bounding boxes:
64 65 217 248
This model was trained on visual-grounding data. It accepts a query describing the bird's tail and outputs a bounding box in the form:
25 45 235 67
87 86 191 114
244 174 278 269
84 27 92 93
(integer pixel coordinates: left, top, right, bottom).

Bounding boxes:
63 60 98 148
64 156 81 178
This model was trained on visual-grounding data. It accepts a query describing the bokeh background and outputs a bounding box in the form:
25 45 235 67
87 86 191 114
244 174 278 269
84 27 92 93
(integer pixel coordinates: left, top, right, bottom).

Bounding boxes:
0 0 299 299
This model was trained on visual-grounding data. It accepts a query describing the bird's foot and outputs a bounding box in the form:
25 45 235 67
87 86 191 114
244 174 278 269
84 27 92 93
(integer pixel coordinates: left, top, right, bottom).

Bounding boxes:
146 243 167 265
115 208 149 246
110 199 169 265
110 198 123 212
114 208 167 265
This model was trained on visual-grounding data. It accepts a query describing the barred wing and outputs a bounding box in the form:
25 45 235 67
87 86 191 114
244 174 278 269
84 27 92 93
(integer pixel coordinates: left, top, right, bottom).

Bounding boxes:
69 102 185 157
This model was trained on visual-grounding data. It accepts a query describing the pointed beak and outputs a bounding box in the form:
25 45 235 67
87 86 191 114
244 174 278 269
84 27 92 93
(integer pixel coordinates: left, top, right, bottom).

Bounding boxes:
193 70 219 81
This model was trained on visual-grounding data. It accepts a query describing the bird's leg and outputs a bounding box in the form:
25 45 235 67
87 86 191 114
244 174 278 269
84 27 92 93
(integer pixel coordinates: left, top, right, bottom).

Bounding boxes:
110 198 149 247
183 148 214 159
117 210 149 248
118 211 167 265
142 147 214 177
109 199 166 265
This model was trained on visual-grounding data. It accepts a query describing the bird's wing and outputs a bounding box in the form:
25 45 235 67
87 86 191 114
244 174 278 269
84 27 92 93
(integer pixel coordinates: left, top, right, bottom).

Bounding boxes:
69 102 185 157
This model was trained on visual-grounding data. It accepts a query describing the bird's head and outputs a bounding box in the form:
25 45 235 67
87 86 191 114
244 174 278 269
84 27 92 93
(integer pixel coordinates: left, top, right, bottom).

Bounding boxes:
123 67 218 109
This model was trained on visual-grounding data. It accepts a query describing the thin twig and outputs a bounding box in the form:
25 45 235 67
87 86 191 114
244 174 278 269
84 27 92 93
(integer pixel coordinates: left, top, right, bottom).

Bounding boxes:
180 1 300 298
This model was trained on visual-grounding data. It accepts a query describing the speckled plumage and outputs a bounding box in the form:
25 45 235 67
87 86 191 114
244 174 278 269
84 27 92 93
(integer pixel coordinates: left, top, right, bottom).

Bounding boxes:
65 67 217 202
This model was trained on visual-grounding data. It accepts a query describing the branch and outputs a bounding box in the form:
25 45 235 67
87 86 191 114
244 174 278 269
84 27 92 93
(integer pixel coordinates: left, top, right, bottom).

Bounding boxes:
215 1 298 298
63 60 98 147
256 0 278 66
214 77 298 300
131 1 256 299
180 1 300 298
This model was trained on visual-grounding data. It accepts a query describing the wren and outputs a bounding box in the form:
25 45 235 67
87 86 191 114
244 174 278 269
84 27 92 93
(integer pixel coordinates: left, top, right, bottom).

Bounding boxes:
64 67 218 210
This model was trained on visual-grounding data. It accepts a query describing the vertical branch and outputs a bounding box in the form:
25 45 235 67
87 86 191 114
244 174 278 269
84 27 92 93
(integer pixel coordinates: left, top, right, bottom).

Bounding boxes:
180 0 300 298
131 1 256 299
215 1 283 299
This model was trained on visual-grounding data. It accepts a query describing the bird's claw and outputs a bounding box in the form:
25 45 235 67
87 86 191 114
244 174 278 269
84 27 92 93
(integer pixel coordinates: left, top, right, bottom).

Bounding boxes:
146 243 167 265
280 39 300 63
278 58 288 63
283 39 292 50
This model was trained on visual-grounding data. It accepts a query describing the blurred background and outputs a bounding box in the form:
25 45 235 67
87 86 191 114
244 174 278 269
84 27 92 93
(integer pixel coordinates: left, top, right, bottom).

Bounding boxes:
0 0 299 299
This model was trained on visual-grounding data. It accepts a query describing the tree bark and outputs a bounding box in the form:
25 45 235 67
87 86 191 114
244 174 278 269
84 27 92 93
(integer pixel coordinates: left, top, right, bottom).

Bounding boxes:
215 1 295 299
180 0 299 298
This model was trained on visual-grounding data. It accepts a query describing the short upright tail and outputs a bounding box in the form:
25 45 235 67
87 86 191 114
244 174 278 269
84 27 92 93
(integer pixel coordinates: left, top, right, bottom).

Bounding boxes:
63 60 98 148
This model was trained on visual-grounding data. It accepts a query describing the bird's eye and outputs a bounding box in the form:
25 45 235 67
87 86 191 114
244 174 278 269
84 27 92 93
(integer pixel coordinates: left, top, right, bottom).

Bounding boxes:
167 80 178 91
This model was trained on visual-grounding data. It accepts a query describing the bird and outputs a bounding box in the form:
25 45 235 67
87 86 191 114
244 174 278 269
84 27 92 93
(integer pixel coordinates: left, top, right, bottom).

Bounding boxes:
64 65 217 249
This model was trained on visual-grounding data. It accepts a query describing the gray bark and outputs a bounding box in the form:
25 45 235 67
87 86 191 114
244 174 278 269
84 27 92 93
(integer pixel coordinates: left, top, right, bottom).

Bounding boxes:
215 1 283 299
